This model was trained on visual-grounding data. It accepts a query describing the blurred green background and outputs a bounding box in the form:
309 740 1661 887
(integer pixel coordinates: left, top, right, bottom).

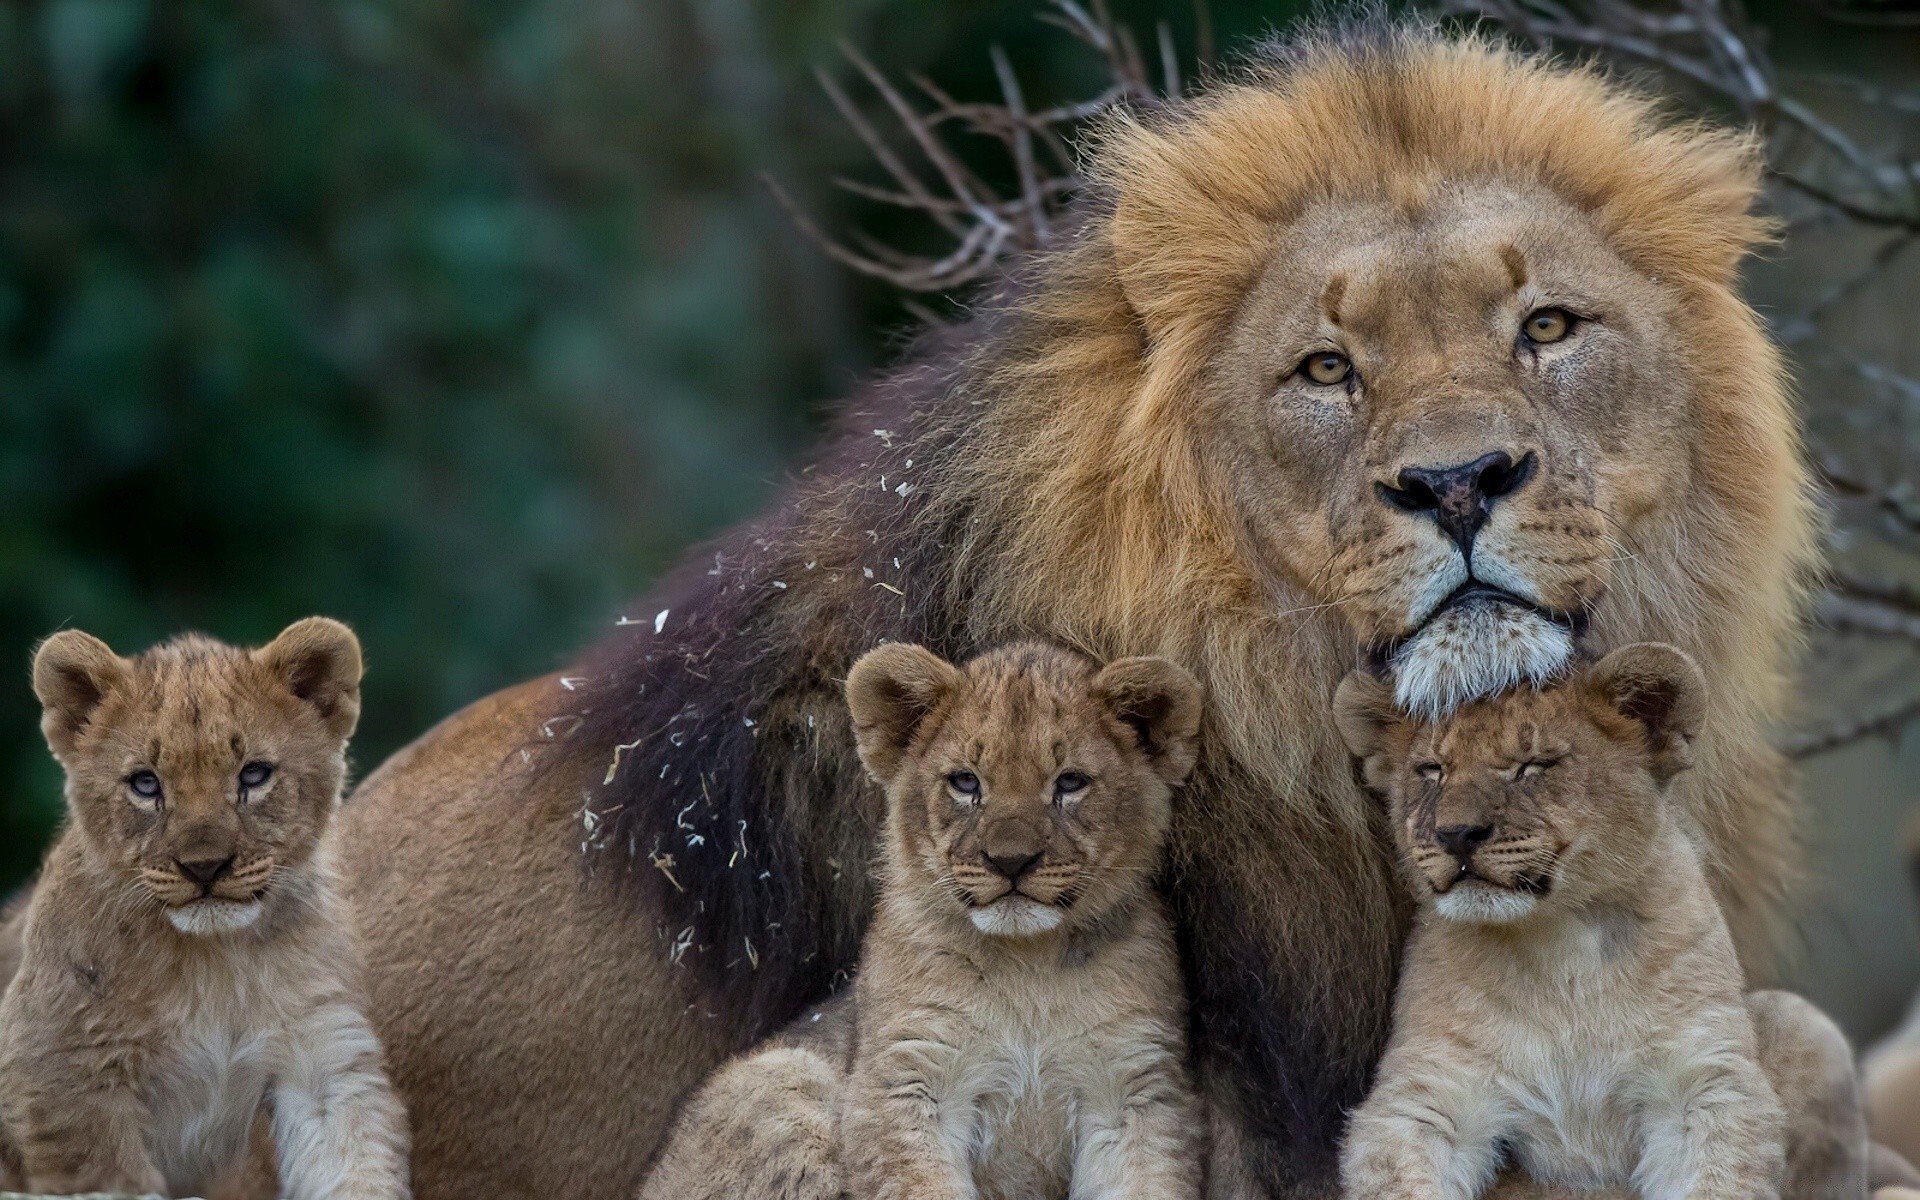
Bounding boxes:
1 0 1917 1046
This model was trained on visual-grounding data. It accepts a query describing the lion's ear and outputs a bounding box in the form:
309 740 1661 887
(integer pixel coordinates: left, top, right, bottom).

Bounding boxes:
1587 642 1705 785
1333 669 1404 792
256 617 364 741
33 630 128 760
1093 657 1203 787
845 643 962 786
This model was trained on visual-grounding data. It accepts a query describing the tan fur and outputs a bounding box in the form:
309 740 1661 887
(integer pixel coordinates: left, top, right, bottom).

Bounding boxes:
1336 646 1862 1200
638 643 1203 1200
331 29 1815 1198
0 621 409 1200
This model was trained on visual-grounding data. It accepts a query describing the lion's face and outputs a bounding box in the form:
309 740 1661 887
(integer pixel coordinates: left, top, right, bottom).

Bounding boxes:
1213 183 1692 715
846 642 1199 939
1335 643 1705 924
33 619 362 937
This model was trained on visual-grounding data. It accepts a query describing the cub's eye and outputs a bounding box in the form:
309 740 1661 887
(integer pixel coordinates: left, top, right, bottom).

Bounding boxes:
1415 763 1444 782
1522 308 1574 345
1053 771 1090 799
1298 351 1352 386
128 770 163 802
239 762 274 790
947 771 981 800
1517 759 1558 779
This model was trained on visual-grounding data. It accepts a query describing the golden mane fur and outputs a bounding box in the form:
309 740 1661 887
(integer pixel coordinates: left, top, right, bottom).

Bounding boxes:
931 27 1814 955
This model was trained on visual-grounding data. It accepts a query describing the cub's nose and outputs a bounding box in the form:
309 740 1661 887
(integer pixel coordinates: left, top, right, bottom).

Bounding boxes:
985 850 1042 882
1377 450 1537 555
176 856 235 887
1434 824 1495 864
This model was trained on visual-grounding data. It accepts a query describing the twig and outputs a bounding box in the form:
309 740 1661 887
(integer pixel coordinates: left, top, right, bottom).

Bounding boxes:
1783 692 1920 758
1819 591 1920 642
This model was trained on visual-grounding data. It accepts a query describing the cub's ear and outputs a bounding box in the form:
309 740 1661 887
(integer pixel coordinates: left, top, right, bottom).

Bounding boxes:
1092 657 1202 787
1334 670 1404 793
32 630 128 759
1333 670 1397 761
845 643 962 786
256 617 364 741
1587 642 1706 785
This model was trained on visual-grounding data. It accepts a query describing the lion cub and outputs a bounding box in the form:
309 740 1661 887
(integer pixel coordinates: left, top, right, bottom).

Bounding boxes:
1334 644 1867 1200
639 641 1204 1200
0 620 409 1199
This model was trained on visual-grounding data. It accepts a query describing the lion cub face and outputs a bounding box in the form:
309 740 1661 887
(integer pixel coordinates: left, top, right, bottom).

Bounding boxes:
32 618 363 937
846 642 1200 939
1335 643 1704 925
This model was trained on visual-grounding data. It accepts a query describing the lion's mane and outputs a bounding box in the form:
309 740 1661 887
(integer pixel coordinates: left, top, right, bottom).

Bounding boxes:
570 21 1814 1192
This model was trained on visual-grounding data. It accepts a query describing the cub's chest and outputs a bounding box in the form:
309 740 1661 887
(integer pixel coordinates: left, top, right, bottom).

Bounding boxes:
934 1019 1112 1200
1492 1005 1745 1188
140 987 297 1193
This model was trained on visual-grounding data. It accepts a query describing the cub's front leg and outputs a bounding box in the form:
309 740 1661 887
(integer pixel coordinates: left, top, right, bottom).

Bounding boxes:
1072 1049 1202 1200
271 999 410 1200
841 1039 975 1200
1339 1067 1506 1200
1633 1052 1784 1200
1 1071 167 1196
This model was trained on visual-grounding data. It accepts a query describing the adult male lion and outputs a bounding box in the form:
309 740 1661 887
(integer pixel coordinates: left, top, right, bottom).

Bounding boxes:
338 24 1816 1200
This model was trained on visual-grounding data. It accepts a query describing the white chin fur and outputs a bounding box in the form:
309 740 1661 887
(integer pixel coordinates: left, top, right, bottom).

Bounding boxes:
1391 601 1573 718
1434 884 1539 925
969 900 1065 937
166 899 263 936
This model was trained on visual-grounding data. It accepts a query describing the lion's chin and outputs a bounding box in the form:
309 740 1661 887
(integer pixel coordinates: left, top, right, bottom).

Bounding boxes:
969 898 1064 938
1389 597 1573 718
166 897 264 936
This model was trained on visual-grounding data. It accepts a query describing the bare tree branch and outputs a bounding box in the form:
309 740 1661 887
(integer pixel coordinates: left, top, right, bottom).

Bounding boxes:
1785 693 1920 758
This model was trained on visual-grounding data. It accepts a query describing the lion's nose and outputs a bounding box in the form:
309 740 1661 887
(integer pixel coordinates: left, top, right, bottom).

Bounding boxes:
1434 824 1495 863
177 855 234 887
985 850 1042 882
1378 450 1537 555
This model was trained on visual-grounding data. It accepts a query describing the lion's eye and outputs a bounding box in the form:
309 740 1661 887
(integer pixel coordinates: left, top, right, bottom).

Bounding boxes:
1053 771 1090 800
1517 759 1557 779
128 770 163 805
1416 763 1444 782
947 771 981 802
239 762 274 790
1522 308 1573 344
1298 351 1352 386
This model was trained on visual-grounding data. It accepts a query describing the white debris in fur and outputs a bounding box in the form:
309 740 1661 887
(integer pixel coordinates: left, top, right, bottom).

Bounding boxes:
654 609 670 634
896 483 912 496
540 715 583 740
1391 601 1573 719
669 925 697 965
604 739 643 785
559 676 585 691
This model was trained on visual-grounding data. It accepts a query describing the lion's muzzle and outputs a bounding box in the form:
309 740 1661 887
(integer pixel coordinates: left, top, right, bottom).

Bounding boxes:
1376 449 1538 558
